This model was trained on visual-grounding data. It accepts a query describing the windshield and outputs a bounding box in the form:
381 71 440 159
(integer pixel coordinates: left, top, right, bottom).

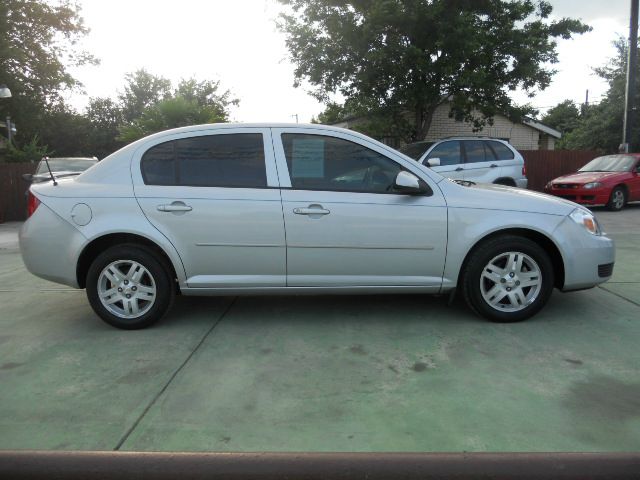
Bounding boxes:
578 155 636 172
398 142 434 160
36 158 97 174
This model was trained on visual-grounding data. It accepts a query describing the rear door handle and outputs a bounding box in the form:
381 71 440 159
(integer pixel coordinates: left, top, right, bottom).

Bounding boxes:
455 167 464 172
293 205 330 216
157 202 192 213
490 164 498 168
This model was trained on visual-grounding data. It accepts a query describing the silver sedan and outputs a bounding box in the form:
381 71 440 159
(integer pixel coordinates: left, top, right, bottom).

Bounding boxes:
19 124 615 329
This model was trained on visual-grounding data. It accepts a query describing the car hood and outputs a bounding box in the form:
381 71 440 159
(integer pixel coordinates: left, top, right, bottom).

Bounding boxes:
552 171 625 184
441 181 578 216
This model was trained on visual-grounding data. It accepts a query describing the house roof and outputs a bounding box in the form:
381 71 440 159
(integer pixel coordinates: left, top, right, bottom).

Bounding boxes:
522 118 561 139
329 104 562 139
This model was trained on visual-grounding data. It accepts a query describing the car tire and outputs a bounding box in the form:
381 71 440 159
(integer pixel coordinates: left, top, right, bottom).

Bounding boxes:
606 186 626 211
86 244 175 329
461 235 554 323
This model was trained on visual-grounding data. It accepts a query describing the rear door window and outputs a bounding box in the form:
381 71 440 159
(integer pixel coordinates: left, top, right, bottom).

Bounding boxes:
463 140 494 163
141 133 267 188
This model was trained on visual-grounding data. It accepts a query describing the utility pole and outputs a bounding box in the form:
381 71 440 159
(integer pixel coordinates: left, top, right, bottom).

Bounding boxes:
621 0 639 153
291 114 299 124
5 116 11 145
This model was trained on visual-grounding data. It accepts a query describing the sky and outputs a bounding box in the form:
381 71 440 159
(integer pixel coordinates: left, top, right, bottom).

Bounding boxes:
66 0 634 122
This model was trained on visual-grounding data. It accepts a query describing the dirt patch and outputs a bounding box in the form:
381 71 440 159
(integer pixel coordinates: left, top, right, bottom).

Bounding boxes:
349 344 367 355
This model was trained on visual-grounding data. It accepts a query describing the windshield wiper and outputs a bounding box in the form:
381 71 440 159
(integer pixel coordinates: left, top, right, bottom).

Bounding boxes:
452 179 476 187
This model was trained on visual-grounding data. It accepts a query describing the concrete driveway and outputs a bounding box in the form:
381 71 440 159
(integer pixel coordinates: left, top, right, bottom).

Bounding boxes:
0 205 639 452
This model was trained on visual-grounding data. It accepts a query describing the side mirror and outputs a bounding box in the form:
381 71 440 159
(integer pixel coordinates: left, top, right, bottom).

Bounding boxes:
21 173 33 183
394 171 429 195
425 157 441 167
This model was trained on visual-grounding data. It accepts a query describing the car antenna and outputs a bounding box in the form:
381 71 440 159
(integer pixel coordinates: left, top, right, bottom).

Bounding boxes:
42 156 58 186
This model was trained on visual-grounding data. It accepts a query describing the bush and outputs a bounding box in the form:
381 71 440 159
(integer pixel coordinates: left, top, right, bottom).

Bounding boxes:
3 136 51 163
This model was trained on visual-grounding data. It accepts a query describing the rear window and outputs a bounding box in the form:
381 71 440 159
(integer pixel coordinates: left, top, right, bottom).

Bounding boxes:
141 133 267 188
36 158 97 174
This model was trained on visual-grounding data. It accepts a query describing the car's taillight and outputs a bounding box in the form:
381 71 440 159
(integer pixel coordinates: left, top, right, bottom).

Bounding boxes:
27 191 41 218
522 164 527 176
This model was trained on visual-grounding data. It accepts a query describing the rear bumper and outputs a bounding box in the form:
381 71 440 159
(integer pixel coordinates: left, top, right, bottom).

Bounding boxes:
19 203 86 288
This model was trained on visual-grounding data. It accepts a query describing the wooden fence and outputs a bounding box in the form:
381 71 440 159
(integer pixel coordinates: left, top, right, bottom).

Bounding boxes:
0 162 36 223
0 151 603 223
521 150 601 192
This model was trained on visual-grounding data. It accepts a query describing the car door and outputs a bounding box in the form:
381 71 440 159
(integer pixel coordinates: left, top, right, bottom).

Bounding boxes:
132 128 286 288
272 128 448 289
422 140 465 180
461 140 500 183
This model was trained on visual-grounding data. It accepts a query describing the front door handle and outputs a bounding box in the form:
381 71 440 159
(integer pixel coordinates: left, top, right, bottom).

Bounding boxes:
490 164 498 168
157 201 192 213
293 204 330 216
455 167 464 172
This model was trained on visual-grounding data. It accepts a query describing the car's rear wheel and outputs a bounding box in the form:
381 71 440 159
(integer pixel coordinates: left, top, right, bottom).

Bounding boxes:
86 245 174 329
461 235 554 322
607 186 626 211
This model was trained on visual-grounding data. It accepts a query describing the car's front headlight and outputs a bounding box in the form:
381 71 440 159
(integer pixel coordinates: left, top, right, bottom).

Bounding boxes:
569 208 602 235
583 182 603 189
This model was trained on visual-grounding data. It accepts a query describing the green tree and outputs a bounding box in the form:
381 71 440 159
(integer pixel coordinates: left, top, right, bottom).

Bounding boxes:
279 0 590 142
561 38 637 152
117 76 238 143
0 0 97 145
541 100 581 134
118 70 172 122
85 97 125 157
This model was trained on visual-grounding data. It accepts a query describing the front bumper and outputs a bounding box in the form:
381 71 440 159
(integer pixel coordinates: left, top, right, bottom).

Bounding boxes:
553 216 615 291
544 187 610 206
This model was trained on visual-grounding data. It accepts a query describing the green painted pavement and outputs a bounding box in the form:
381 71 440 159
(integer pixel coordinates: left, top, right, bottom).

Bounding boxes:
0 209 639 452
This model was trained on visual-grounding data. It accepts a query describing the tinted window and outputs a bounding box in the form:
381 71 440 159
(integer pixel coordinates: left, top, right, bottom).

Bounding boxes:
463 140 490 163
177 134 266 187
487 141 514 160
141 134 267 187
282 134 403 193
141 142 176 185
426 141 461 166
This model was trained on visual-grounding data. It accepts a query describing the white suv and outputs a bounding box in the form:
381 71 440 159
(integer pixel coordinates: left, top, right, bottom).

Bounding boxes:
400 137 528 187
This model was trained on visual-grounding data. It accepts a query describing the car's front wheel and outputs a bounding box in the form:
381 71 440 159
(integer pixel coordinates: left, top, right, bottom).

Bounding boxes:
607 186 626 211
461 235 554 322
86 244 174 329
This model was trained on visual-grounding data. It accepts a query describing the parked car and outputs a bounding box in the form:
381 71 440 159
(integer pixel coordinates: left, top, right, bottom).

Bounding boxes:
20 124 614 329
544 154 640 211
399 137 528 187
22 157 98 184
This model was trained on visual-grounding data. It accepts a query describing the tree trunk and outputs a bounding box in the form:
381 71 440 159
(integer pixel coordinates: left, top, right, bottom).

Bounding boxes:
413 105 435 142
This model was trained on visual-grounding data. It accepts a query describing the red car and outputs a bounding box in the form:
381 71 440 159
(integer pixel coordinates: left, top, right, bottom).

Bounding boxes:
545 154 640 211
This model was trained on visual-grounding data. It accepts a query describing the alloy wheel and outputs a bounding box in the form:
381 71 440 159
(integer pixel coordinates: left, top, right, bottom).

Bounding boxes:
480 251 542 312
97 260 157 319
